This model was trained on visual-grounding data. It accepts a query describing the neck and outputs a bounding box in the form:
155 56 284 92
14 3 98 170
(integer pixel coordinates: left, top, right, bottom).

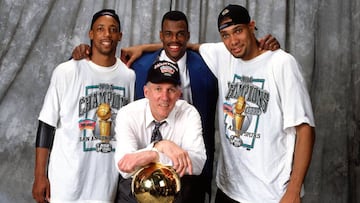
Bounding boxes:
90 54 117 67
243 36 265 60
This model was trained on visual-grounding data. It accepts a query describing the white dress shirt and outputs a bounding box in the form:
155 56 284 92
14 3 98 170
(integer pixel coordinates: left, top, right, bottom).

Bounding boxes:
114 98 206 178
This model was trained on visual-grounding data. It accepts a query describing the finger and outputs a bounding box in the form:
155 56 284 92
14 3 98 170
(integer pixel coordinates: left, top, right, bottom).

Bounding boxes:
34 192 45 203
126 57 136 67
258 38 265 50
46 184 51 203
264 36 274 45
120 53 127 64
176 163 186 177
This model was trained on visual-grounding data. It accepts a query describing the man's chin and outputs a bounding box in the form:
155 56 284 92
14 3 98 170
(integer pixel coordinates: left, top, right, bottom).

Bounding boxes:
232 53 244 59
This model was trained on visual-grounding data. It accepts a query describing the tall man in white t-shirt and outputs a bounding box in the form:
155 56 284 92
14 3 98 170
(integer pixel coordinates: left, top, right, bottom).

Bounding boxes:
191 4 315 203
32 9 135 203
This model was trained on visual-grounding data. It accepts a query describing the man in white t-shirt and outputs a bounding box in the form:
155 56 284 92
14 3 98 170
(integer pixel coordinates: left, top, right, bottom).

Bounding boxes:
191 4 315 203
32 9 135 203
114 60 206 202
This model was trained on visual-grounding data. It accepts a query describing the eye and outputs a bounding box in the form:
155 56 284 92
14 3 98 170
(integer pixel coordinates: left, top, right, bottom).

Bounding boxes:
154 87 162 92
176 32 186 38
96 27 104 32
221 33 229 39
234 27 243 34
168 87 177 94
109 27 118 33
163 31 172 38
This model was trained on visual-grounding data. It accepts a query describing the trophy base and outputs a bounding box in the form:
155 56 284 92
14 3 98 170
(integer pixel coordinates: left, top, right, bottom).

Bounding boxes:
96 142 112 153
229 135 243 147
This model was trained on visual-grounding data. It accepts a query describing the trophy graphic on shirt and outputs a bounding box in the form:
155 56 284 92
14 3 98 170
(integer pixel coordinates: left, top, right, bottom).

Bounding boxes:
95 103 112 153
230 96 246 147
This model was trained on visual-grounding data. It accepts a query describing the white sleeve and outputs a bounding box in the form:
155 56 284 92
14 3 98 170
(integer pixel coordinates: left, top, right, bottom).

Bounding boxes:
271 51 315 130
114 108 142 178
179 106 206 175
199 42 225 78
38 63 68 127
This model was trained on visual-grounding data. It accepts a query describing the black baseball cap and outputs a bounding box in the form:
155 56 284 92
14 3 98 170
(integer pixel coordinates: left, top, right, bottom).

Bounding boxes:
146 61 181 85
218 4 255 31
91 9 121 30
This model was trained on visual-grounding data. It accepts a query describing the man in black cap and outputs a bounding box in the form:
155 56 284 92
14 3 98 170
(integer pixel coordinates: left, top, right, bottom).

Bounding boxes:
32 9 135 203
193 4 315 203
114 60 206 203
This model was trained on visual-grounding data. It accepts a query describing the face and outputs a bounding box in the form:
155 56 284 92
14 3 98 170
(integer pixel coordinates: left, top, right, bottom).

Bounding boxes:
144 82 181 121
219 19 257 60
160 19 190 62
89 15 122 56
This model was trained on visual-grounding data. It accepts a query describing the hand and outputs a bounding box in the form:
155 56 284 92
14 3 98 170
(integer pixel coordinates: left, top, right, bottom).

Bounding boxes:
279 189 301 203
32 175 50 203
118 151 158 173
120 46 143 67
72 44 91 60
258 34 280 51
155 140 192 177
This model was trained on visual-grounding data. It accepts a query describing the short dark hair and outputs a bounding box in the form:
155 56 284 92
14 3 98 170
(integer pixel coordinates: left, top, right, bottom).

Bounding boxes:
91 9 121 31
161 10 188 31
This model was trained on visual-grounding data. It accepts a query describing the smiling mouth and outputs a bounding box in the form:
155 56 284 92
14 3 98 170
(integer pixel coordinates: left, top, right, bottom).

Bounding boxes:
101 40 112 46
159 103 170 107
168 44 181 52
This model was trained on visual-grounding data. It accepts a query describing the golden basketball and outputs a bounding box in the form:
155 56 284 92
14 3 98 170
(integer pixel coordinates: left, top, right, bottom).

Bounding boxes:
131 162 181 203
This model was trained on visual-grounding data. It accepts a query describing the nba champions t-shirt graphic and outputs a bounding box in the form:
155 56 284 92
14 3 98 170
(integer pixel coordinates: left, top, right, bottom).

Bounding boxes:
78 83 129 153
224 75 269 149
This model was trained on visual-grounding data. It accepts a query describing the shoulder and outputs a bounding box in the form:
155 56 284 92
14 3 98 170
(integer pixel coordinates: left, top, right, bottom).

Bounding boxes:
116 58 136 76
52 59 86 77
270 49 297 65
133 50 160 66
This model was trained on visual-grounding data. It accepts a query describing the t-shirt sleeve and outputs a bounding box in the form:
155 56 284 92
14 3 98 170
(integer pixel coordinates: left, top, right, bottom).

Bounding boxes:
271 51 315 131
199 42 224 78
38 64 65 127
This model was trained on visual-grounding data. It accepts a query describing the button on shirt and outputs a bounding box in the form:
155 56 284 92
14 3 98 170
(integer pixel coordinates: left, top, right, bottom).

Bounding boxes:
160 51 193 104
114 98 206 179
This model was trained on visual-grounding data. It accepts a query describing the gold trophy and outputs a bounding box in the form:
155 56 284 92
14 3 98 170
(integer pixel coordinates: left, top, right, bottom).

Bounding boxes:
230 96 246 147
96 103 112 152
132 163 181 203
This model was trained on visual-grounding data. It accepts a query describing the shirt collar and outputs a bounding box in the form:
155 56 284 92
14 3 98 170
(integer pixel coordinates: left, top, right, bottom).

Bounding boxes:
159 50 187 70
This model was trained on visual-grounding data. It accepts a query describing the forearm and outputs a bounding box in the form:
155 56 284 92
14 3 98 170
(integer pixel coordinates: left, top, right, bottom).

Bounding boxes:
117 150 159 178
34 148 50 178
187 43 200 52
287 123 315 193
139 43 163 52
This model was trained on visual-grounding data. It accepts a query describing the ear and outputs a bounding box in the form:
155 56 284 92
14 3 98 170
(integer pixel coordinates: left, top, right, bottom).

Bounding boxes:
159 30 164 42
118 31 123 42
176 87 182 99
143 85 149 98
89 30 94 40
249 20 256 31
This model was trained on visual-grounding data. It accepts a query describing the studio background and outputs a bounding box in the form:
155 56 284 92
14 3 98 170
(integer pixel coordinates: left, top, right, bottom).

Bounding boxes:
0 0 359 202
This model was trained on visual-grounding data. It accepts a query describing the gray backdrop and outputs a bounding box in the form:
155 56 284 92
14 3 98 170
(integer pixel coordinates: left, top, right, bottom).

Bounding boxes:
0 0 359 202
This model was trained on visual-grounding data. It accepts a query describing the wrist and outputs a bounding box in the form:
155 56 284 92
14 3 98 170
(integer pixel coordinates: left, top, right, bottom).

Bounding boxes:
150 148 159 162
